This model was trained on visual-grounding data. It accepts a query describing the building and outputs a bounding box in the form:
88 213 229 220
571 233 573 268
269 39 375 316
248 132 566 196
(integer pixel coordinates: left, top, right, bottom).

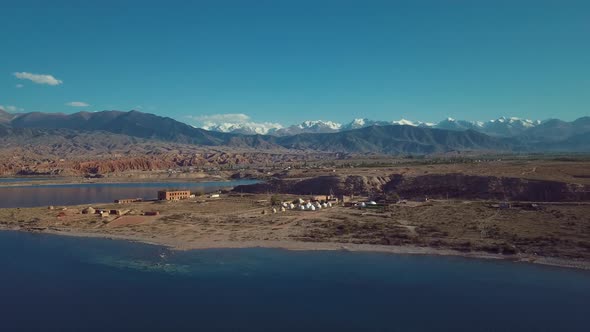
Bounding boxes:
157 190 191 201
95 209 110 217
109 209 129 216
338 195 352 203
114 198 143 204
310 194 338 203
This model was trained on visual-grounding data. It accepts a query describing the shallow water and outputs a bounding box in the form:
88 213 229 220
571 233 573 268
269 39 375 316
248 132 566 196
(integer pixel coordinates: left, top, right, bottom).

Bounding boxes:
0 180 258 208
1 231 589 331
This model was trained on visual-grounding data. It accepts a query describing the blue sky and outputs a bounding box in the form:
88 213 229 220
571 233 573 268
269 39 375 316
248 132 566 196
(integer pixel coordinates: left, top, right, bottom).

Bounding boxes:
1 0 589 128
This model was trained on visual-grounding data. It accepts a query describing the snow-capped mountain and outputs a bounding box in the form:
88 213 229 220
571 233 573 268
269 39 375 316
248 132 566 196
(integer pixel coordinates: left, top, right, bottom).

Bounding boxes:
202 122 283 135
393 119 436 127
266 118 432 136
340 118 434 131
483 117 541 136
435 118 484 131
433 117 542 136
199 116 547 137
273 120 342 136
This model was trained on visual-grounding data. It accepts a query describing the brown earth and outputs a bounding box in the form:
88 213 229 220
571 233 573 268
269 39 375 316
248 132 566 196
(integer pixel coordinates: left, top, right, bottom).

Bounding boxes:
1 194 590 269
2 158 590 269
235 160 590 202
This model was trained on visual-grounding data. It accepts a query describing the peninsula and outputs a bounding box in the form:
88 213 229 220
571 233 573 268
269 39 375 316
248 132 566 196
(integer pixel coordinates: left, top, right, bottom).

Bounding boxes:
2 157 589 270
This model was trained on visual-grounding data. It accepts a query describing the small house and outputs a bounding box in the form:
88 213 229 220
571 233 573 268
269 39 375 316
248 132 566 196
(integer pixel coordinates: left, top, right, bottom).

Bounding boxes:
114 198 143 204
109 209 129 216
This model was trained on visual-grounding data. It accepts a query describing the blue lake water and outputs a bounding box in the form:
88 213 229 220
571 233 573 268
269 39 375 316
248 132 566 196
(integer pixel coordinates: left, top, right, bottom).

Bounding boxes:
0 180 258 208
1 231 589 331
0 177 51 183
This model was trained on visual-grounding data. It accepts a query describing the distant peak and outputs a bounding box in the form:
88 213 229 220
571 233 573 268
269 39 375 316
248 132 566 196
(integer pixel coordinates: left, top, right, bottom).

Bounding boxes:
392 119 417 126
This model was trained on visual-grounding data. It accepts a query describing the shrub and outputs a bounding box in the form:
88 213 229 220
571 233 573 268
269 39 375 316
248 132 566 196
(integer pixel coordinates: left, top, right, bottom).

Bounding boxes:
270 195 282 206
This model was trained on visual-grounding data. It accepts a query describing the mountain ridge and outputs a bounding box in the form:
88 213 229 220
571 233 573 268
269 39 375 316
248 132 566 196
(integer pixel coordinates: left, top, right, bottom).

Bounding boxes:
2 110 588 154
201 115 588 139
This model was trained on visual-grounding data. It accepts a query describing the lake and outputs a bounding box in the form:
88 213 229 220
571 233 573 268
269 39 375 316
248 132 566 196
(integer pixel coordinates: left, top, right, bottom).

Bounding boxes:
0 177 51 183
0 180 258 208
1 231 589 331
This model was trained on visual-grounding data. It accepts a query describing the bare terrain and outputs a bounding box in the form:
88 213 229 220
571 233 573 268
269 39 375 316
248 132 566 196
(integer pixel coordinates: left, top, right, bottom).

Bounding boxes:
1 193 589 269
2 158 590 269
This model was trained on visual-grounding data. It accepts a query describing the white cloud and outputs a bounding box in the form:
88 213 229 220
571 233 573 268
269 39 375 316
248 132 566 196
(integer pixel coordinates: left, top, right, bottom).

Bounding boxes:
15 84 24 88
0 105 23 113
13 72 63 85
66 101 90 107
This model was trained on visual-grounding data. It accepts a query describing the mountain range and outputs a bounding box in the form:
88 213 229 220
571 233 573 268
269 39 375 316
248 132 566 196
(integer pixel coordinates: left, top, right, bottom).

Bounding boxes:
0 108 588 154
203 116 565 138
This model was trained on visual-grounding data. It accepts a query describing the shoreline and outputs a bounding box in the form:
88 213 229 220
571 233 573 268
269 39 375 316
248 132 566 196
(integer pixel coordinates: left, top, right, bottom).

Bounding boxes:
4 226 589 271
0 177 258 188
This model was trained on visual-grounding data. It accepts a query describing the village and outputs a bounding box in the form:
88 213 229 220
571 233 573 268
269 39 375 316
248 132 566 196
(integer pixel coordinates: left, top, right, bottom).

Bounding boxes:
71 188 425 222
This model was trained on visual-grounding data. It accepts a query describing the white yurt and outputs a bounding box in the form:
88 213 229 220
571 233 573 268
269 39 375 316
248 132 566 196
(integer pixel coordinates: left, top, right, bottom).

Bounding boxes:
82 207 95 214
310 205 316 211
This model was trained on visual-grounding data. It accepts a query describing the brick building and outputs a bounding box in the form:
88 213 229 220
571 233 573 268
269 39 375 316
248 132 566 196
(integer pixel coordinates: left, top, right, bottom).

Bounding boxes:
157 190 191 201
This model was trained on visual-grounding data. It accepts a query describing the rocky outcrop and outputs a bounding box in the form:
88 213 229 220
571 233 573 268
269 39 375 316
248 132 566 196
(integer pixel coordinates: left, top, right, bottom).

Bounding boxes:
384 173 590 202
233 175 392 196
234 173 590 202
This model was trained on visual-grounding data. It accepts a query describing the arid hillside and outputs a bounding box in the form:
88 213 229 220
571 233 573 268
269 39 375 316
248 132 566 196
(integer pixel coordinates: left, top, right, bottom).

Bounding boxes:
234 160 590 202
